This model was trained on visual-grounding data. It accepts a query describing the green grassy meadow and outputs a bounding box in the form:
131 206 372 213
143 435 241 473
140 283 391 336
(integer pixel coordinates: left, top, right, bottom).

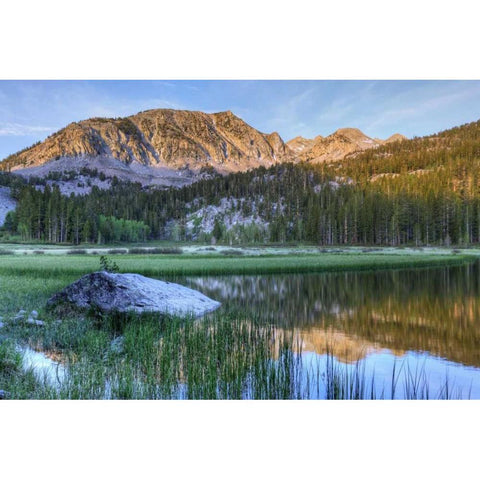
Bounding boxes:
0 250 473 278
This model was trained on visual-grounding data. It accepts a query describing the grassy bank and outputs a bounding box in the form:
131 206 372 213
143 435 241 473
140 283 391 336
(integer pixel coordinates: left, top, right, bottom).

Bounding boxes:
0 251 473 279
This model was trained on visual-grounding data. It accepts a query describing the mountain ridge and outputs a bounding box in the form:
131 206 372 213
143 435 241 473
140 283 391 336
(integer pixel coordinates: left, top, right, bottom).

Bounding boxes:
1 109 292 175
0 108 406 185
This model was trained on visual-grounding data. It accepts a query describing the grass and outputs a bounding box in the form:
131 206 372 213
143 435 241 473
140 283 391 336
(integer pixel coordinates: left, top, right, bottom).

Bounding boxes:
0 252 473 279
0 312 467 399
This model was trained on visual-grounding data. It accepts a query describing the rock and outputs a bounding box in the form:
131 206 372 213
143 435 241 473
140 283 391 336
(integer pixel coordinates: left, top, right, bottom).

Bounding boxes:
47 271 221 317
0 321 4 329
30 310 39 319
110 336 125 354
13 310 27 321
26 318 45 326
0 390 10 400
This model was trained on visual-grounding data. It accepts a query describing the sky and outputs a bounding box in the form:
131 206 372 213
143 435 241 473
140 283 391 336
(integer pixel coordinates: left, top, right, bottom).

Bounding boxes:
1 80 480 160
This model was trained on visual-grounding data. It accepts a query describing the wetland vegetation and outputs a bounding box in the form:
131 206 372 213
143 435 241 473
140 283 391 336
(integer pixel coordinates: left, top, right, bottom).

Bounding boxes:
0 249 478 399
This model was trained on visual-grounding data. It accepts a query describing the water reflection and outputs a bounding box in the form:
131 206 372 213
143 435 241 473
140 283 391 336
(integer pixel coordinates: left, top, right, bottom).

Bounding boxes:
181 262 480 396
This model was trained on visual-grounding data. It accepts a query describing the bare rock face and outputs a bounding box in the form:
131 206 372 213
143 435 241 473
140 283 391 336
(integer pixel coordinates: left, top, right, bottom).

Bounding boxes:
288 129 407 164
1 106 406 179
296 128 383 164
286 136 318 154
2 109 293 176
47 272 221 317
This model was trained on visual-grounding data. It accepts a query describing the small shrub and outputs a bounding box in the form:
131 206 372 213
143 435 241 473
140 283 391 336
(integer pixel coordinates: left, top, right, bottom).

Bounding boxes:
150 247 182 255
128 248 147 254
128 247 182 255
100 255 119 273
220 249 244 256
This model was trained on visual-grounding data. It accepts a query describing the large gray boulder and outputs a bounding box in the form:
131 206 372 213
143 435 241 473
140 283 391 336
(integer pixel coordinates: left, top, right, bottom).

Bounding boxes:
47 272 221 317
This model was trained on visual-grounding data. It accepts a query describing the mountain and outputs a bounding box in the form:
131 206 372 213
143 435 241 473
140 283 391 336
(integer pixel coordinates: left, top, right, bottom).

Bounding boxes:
0 109 293 185
292 128 406 164
383 133 407 144
0 108 407 187
286 136 319 153
5 118 480 246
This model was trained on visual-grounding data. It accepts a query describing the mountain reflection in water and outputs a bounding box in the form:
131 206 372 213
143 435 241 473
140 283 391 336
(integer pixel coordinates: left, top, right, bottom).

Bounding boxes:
183 262 480 368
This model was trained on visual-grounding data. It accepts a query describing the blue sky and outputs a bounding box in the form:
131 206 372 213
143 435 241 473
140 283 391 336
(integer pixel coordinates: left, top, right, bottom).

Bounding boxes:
1 80 480 160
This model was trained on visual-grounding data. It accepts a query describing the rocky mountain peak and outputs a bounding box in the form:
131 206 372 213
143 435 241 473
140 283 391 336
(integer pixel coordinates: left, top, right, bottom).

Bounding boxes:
0 107 406 184
1 108 294 181
384 133 407 143
286 136 316 153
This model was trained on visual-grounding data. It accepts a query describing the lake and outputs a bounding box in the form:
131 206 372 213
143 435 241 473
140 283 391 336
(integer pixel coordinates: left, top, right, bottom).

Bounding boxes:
183 262 480 399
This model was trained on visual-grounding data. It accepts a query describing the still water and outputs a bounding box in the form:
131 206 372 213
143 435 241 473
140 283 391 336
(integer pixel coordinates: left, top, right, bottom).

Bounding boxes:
184 262 480 399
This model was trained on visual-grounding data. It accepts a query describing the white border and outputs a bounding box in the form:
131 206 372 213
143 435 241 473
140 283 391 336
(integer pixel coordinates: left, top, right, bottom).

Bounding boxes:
1 1 478 478
2 0 480 79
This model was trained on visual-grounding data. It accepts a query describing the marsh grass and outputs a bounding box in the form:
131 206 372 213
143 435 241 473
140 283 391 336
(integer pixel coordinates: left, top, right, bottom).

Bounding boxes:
303 348 468 400
0 253 472 279
0 309 468 399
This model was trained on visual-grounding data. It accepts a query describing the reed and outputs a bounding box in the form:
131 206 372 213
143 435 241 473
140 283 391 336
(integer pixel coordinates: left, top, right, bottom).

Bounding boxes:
0 310 469 399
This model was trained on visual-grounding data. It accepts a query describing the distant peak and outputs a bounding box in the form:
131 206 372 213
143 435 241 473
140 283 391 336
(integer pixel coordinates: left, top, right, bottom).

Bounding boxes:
333 127 367 137
289 135 311 142
384 133 407 143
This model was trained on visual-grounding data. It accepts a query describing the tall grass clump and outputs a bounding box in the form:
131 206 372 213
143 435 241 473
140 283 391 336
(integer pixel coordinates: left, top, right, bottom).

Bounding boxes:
103 312 301 399
3 307 468 400
0 339 56 399
316 350 467 400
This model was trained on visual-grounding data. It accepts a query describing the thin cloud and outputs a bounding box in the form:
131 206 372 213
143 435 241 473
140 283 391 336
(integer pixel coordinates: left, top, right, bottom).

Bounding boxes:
364 83 480 132
0 123 55 136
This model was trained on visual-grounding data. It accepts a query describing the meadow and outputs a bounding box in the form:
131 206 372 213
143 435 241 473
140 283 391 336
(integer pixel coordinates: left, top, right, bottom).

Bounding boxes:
0 248 476 399
0 248 472 279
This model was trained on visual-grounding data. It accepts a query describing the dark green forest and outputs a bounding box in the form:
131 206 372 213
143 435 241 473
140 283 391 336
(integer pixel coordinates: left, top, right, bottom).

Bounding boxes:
3 120 480 246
